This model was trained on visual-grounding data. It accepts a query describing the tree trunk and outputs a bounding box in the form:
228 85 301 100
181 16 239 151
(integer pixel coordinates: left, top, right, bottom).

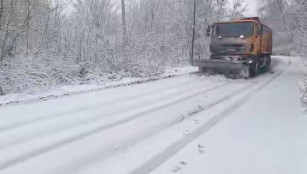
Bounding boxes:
191 0 196 62
0 86 3 96
26 0 30 58
121 0 127 46
0 0 3 30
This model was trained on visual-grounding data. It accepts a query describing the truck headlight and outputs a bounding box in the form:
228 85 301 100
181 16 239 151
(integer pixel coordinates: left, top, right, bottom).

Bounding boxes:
240 46 246 52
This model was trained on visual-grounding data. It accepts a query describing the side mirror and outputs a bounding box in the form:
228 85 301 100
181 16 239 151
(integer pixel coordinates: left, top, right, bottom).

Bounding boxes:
259 24 264 34
206 25 211 36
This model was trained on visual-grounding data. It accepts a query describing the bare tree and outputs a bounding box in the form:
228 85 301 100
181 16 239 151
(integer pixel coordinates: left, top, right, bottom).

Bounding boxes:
0 0 3 30
228 0 247 20
0 0 249 95
121 0 127 46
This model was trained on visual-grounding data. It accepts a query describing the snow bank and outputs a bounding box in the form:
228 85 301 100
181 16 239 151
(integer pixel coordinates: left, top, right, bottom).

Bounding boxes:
0 66 198 107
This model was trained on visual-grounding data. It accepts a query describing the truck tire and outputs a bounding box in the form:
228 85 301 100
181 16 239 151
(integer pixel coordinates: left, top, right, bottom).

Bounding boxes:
266 55 271 71
199 67 208 73
262 55 271 72
249 61 259 77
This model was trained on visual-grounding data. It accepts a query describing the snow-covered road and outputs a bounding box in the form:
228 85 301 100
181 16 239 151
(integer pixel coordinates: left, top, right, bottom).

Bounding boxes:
0 56 305 174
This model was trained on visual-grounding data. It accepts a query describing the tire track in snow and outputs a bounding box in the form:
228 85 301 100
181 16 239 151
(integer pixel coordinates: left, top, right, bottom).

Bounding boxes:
0 81 230 171
56 81 256 174
0 79 219 150
130 59 291 174
0 76 201 132
0 73 193 107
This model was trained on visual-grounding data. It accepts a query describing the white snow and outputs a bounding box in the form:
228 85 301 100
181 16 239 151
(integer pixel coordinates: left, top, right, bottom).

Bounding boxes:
0 66 198 107
150 56 307 174
0 56 305 174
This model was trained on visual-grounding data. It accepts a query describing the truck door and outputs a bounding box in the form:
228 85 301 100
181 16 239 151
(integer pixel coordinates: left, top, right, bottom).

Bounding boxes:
255 23 262 55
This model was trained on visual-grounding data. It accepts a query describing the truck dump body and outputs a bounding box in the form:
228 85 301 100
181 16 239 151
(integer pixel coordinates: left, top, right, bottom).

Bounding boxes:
261 25 273 54
192 17 273 78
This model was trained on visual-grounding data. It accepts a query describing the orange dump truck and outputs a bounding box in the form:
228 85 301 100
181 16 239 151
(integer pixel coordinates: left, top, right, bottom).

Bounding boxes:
192 17 272 78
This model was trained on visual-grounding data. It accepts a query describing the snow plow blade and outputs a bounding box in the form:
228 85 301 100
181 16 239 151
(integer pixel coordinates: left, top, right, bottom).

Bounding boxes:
191 59 247 69
191 59 250 78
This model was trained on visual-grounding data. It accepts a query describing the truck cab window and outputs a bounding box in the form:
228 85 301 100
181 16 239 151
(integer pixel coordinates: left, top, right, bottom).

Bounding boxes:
214 22 254 37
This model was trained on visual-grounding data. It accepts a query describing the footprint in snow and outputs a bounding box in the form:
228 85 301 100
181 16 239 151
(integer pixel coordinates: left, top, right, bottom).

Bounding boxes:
198 144 205 154
172 166 181 173
183 130 189 136
188 110 198 116
114 146 129 153
180 115 185 121
172 161 187 173
194 119 199 124
180 161 187 166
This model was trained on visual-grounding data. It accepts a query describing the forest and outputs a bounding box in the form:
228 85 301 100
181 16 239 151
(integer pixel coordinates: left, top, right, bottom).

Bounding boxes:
0 0 306 95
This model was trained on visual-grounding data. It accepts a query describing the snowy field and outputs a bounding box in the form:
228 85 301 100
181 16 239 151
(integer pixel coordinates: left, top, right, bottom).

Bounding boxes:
0 56 306 174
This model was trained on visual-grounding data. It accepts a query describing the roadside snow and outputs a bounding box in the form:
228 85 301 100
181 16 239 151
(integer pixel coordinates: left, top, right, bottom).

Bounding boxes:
0 66 198 106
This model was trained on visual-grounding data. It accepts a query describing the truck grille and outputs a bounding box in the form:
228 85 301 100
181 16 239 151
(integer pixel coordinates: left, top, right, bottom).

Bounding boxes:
211 44 246 54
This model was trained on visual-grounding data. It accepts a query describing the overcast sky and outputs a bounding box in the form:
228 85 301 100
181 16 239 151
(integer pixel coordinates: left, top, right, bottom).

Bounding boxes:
66 0 260 17
243 0 259 16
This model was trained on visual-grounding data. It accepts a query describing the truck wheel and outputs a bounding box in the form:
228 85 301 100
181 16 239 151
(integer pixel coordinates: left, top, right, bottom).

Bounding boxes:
262 56 271 72
266 56 271 71
249 61 259 78
199 67 207 73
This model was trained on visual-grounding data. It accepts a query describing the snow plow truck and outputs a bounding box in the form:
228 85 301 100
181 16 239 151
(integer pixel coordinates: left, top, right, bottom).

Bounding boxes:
191 17 272 78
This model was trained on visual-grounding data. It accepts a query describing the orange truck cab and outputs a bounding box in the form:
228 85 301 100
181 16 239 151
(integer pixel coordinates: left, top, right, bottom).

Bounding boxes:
192 17 272 78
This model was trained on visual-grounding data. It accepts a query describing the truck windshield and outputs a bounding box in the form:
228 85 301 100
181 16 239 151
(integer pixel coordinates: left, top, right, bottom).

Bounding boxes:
214 22 254 37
